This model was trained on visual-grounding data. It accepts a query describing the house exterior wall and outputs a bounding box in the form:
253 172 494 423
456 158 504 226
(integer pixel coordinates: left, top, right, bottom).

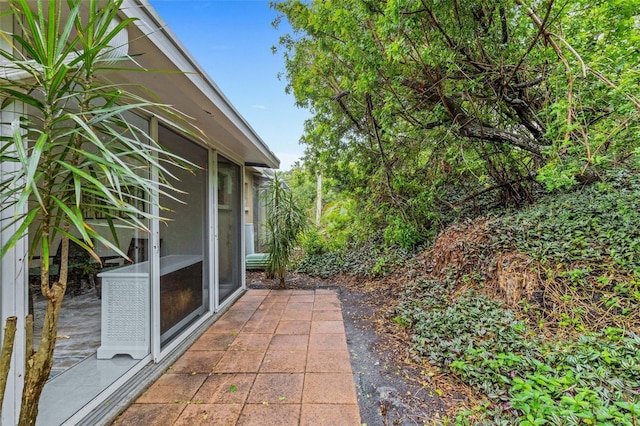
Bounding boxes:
0 2 278 424
244 169 255 225
244 169 261 255
243 168 272 255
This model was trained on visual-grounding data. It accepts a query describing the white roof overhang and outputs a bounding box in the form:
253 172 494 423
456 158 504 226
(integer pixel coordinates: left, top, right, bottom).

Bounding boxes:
6 1 278 167
115 1 280 168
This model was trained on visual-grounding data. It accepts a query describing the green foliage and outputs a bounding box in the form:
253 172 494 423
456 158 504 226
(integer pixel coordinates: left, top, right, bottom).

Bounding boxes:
536 161 581 191
285 163 366 253
383 215 421 250
295 251 344 279
262 172 308 287
393 279 640 424
300 227 327 256
386 165 640 423
296 233 411 279
496 169 640 272
273 0 640 247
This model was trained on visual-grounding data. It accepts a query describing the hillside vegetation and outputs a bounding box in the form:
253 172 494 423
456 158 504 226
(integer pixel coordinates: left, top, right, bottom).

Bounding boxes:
297 169 640 424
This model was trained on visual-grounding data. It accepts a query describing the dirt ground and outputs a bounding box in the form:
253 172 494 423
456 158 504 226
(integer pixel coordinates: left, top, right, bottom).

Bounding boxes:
247 271 457 425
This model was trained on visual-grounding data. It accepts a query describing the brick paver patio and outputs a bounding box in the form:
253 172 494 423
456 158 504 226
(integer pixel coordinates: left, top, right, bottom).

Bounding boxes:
112 289 361 425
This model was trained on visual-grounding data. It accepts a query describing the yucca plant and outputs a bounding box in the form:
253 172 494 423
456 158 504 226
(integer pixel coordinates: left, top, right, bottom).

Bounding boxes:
0 1 196 423
262 172 308 288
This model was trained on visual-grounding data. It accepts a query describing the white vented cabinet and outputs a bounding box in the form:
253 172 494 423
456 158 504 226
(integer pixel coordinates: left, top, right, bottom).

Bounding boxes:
96 255 202 359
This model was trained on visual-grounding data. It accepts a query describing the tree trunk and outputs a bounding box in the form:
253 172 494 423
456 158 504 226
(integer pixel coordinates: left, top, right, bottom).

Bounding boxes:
26 314 34 360
0 316 17 407
18 283 65 426
316 171 322 227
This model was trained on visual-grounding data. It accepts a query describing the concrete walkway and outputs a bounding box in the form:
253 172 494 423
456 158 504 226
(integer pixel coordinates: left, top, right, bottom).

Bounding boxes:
113 289 361 425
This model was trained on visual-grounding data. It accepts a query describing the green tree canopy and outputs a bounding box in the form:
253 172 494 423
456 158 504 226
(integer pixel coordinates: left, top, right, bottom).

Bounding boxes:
273 0 640 240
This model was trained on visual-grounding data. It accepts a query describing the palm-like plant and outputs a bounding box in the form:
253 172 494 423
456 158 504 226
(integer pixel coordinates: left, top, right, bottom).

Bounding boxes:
262 172 308 288
0 1 195 423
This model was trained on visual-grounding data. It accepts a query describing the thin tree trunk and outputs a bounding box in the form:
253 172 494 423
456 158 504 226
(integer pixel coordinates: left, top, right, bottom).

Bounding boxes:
25 314 34 359
20 235 68 425
18 283 65 426
316 171 322 227
0 316 17 406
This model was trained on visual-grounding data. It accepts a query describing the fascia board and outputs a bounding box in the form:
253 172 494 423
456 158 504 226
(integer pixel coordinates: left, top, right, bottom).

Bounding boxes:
121 0 280 169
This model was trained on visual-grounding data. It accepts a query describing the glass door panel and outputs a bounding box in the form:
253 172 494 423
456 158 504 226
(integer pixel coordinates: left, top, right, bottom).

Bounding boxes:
158 125 209 346
217 155 242 304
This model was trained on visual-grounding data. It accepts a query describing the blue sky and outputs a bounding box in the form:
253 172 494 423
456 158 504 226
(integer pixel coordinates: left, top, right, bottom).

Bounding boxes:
148 0 308 170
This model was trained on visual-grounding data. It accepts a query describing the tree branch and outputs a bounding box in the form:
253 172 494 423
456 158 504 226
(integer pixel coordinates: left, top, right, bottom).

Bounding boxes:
499 7 508 44
440 96 545 155
332 90 363 131
505 0 552 87
461 123 544 156
512 76 544 89
365 93 399 207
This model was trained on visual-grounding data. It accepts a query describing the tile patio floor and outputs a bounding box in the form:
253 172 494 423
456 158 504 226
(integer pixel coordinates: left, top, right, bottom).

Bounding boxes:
112 289 361 425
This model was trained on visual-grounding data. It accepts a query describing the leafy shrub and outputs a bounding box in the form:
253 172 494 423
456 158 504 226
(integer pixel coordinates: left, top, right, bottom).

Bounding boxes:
394 280 535 401
301 227 330 256
383 216 422 250
295 251 344 278
296 232 413 279
505 333 640 425
495 169 640 272
536 160 581 191
319 199 363 251
393 279 640 424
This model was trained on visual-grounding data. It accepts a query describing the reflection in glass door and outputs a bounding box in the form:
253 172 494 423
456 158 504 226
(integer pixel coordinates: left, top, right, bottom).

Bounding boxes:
217 155 242 304
158 126 209 346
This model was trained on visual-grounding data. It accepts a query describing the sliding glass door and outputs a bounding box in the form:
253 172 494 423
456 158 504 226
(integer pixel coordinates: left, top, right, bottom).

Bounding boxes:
158 125 209 345
217 155 242 304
